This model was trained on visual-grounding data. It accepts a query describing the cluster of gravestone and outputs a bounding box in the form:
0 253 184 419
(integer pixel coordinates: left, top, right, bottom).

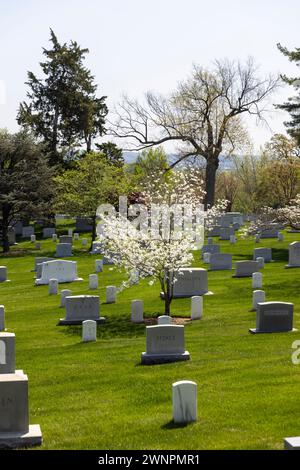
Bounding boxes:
0 317 42 448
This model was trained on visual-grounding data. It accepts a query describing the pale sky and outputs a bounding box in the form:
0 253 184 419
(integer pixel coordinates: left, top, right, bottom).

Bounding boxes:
0 0 299 152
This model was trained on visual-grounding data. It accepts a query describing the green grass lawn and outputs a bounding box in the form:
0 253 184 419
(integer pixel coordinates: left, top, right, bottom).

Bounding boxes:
1 229 300 450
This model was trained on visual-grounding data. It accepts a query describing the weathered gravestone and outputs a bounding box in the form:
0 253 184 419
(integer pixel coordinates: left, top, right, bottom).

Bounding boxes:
0 333 42 448
90 242 104 255
253 247 272 262
219 227 235 240
260 228 279 239
58 295 105 325
8 227 16 245
35 260 83 285
82 320 97 343
21 226 34 238
286 241 300 268
73 233 79 241
209 253 232 271
60 289 72 308
234 261 259 278
252 272 262 289
59 235 73 245
95 260 103 273
201 244 220 259
163 268 209 298
131 300 144 323
52 234 58 242
89 274 98 290
207 225 221 237
141 325 190 365
55 243 72 258
249 301 295 334
256 257 265 269
42 228 55 239
252 290 265 310
172 380 197 424
0 267 10 283
106 286 117 304
48 279 58 295
30 235 36 243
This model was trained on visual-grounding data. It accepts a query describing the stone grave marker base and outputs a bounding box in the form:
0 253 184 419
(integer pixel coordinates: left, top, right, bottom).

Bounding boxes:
57 317 106 326
0 425 42 449
141 351 190 365
249 328 298 334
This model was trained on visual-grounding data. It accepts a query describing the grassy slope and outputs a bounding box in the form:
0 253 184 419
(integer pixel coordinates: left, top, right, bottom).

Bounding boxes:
0 229 300 450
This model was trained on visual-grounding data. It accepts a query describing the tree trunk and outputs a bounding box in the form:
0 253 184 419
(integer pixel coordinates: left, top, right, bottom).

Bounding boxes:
204 156 219 209
1 209 10 253
89 215 97 251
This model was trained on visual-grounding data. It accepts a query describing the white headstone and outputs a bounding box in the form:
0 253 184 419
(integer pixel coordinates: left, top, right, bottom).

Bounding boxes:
35 260 82 285
253 290 265 310
141 325 190 364
172 380 197 424
68 229 73 237
255 234 260 243
229 235 236 244
82 320 97 343
131 300 144 323
82 238 88 247
60 289 72 307
95 260 103 273
89 274 98 290
106 286 116 304
157 315 172 325
287 241 300 268
191 296 203 320
49 279 58 295
252 272 262 289
30 234 36 243
52 233 58 242
256 257 265 269
73 233 79 240
278 232 284 242
203 252 211 264
0 306 5 331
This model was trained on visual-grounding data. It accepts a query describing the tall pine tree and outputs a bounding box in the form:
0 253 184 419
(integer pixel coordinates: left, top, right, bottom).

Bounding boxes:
17 29 107 166
277 43 300 146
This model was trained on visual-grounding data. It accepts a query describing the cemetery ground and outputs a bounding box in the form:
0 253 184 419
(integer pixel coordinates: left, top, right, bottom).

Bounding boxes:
1 225 300 450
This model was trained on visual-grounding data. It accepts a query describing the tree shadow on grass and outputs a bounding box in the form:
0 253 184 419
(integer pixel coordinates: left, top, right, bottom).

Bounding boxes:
271 247 288 262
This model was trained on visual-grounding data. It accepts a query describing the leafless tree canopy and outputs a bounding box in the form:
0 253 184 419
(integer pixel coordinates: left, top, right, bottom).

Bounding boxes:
110 58 279 161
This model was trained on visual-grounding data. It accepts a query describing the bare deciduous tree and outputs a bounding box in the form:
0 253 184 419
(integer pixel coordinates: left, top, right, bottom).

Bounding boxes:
110 58 279 207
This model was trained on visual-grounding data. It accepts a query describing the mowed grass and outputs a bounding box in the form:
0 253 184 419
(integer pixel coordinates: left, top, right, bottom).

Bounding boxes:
1 228 300 450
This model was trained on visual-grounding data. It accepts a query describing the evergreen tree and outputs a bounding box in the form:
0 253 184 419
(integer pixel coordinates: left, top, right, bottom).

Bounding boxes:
95 142 124 167
0 130 54 252
17 29 107 166
277 43 300 145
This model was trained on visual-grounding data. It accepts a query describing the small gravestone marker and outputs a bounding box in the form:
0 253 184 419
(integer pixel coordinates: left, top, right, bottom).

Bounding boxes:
191 296 203 320
49 279 58 295
30 234 36 243
82 320 97 343
203 252 211 264
0 332 15 374
52 234 58 242
255 234 260 243
95 260 103 273
82 238 88 247
141 325 190 365
252 272 262 289
230 235 236 244
35 242 41 250
73 233 79 241
106 286 116 304
207 237 213 245
256 257 265 269
68 229 73 237
172 380 197 424
131 300 144 323
252 290 265 310
249 301 295 334
0 267 9 283
89 274 98 290
278 232 284 242
0 306 5 331
60 289 72 308
157 315 172 325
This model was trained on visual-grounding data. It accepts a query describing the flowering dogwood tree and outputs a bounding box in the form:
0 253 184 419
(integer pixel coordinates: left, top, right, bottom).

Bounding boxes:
276 195 300 231
240 207 280 238
97 169 227 315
